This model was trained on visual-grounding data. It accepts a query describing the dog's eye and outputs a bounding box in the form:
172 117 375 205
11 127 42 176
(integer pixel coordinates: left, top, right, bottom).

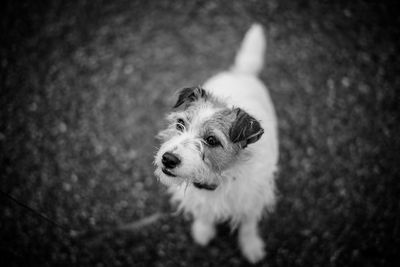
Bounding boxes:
176 119 185 131
205 136 220 147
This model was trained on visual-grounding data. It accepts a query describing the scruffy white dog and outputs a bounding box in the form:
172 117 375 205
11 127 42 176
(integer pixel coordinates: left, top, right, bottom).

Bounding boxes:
154 24 278 264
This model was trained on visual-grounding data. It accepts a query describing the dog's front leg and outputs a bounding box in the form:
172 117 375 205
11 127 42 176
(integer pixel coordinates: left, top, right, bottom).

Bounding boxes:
191 217 216 246
238 217 265 263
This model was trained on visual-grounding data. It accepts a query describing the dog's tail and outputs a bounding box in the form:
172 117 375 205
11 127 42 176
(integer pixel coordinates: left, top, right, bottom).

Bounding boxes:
231 23 266 76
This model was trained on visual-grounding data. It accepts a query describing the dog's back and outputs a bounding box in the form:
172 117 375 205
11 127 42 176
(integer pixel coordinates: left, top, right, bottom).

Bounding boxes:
203 24 279 164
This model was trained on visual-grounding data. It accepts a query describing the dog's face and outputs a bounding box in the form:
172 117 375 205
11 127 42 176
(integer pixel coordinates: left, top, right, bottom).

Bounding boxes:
154 87 264 190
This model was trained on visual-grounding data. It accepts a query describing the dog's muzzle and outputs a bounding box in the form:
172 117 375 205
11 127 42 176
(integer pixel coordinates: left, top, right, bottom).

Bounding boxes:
161 152 180 177
162 168 176 177
161 152 217 190
162 152 181 168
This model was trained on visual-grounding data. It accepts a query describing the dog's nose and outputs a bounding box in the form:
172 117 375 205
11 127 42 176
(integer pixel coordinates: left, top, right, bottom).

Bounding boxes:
162 152 181 169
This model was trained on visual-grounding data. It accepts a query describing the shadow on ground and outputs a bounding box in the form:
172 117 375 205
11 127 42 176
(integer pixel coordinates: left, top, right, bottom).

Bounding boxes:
1 0 399 266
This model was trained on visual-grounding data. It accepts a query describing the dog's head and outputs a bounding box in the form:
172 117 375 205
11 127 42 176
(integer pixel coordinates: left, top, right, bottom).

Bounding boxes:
154 87 264 190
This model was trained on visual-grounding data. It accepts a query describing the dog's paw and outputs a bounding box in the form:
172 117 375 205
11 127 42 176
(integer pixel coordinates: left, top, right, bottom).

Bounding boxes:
191 220 216 246
239 235 266 264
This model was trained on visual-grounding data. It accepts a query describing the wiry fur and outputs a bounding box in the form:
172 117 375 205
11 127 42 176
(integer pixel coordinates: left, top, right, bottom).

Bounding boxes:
154 24 278 264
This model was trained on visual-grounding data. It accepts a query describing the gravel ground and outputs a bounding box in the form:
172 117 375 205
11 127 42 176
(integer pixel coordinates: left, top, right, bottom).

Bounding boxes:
1 0 399 266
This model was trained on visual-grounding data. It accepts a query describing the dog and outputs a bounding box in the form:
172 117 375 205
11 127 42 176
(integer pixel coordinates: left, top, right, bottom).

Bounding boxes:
154 24 278 264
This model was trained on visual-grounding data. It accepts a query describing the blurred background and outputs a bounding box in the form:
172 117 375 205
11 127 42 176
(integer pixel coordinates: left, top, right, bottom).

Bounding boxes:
1 0 399 266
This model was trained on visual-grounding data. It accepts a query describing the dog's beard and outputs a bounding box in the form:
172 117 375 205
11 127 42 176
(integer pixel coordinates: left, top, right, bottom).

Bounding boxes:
154 168 184 186
155 163 221 190
159 175 184 186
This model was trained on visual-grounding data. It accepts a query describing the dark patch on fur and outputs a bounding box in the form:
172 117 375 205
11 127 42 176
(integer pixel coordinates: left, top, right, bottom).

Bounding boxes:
229 108 264 148
173 87 207 108
201 109 241 172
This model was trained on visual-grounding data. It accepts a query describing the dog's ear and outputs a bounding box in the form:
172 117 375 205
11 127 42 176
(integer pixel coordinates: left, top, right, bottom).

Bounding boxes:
229 108 264 148
173 87 207 108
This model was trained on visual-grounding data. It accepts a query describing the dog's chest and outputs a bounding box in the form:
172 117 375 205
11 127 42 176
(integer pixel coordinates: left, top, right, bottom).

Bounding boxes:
171 175 256 221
